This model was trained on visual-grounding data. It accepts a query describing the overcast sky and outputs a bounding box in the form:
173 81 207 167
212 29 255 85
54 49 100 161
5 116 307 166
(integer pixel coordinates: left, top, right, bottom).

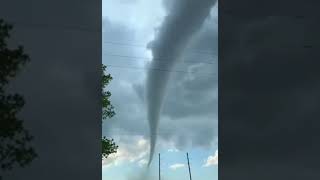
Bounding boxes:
102 0 218 179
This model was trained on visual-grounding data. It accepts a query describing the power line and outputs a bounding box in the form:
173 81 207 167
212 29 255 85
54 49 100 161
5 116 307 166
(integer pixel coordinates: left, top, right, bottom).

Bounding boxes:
7 21 216 56
103 129 217 135
103 130 211 135
9 20 100 33
103 41 216 56
103 52 217 65
106 64 216 76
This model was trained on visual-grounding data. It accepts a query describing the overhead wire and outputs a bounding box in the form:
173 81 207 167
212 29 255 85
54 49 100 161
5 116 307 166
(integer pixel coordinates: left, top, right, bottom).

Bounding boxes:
103 52 217 65
8 21 217 76
103 40 216 56
9 20 100 33
105 64 216 77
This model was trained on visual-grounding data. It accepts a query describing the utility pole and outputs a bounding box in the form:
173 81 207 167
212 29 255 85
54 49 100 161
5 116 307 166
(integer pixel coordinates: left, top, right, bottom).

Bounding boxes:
187 152 192 180
159 153 161 180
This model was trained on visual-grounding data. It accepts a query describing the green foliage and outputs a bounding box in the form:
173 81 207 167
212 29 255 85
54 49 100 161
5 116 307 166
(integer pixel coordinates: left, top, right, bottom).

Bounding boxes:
0 19 37 172
102 64 115 119
102 64 118 159
102 137 118 159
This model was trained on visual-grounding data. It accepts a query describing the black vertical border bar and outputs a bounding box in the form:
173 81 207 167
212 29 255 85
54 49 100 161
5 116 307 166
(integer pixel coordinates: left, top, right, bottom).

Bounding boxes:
0 0 102 179
219 0 320 180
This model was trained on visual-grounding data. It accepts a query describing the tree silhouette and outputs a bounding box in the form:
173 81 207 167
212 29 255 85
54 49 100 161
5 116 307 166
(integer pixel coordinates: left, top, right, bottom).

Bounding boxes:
0 19 37 174
102 64 118 159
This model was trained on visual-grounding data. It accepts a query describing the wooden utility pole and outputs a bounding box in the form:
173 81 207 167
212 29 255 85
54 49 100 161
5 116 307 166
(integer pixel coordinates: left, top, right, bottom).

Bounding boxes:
159 153 161 180
187 152 192 180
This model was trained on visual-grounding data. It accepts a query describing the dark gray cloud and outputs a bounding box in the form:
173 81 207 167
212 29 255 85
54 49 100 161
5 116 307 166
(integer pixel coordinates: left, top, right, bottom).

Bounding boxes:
146 0 217 164
101 1 218 173
102 17 148 138
102 2 218 153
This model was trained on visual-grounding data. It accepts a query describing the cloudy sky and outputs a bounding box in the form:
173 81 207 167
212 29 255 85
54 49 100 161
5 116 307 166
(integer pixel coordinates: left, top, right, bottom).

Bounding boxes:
102 0 218 179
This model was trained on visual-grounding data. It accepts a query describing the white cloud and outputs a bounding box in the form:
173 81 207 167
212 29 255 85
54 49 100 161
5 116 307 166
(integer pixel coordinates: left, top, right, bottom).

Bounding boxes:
169 163 186 170
168 148 179 152
102 136 149 168
138 159 148 167
203 150 218 167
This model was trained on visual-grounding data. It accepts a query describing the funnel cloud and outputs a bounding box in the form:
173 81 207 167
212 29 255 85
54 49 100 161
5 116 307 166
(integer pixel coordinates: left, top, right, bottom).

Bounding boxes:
146 0 217 165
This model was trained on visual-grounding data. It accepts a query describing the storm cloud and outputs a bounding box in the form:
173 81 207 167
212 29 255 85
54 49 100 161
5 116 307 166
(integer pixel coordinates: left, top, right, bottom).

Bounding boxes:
146 0 217 165
102 0 218 171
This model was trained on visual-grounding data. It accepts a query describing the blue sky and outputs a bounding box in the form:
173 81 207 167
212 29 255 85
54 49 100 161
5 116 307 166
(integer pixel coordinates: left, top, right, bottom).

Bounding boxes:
102 0 218 179
102 147 218 180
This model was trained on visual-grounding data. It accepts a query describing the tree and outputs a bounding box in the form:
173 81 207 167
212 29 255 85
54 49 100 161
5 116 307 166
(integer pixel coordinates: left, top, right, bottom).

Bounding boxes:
0 19 37 173
102 64 118 159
